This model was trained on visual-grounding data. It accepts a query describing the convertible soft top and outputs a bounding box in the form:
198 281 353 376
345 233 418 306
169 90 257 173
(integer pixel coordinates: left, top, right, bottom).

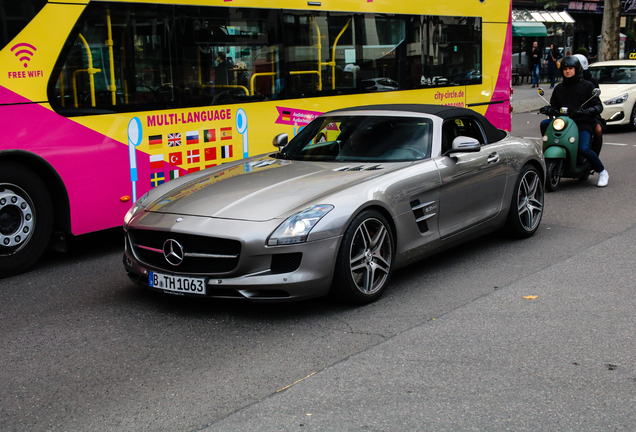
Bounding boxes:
326 104 507 144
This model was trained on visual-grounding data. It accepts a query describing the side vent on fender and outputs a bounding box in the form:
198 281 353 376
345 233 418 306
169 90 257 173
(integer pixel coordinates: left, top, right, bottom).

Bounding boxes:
410 199 437 233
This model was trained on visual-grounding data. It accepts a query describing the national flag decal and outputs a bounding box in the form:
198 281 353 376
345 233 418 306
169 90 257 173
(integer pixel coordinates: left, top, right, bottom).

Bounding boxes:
204 147 217 161
204 129 216 142
168 133 181 147
282 111 291 122
168 170 180 180
151 172 165 187
150 154 164 169
187 149 200 164
221 145 233 159
220 127 232 140
169 152 182 165
149 135 162 147
188 167 201 174
186 131 199 145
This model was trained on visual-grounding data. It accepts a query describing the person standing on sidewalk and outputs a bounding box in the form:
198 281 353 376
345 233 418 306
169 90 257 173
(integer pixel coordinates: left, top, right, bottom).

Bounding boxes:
544 44 562 89
529 41 542 88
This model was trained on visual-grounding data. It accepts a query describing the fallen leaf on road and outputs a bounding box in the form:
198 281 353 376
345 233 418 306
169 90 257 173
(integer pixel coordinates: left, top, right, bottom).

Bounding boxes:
522 295 539 300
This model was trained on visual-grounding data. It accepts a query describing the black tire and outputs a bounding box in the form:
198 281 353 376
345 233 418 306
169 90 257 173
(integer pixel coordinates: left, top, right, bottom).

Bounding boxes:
0 162 53 278
630 104 636 132
504 165 544 238
545 159 560 192
329 210 394 305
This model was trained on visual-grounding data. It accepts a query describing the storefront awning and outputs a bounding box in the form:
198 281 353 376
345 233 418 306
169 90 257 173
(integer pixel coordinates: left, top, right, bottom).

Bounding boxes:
512 21 548 37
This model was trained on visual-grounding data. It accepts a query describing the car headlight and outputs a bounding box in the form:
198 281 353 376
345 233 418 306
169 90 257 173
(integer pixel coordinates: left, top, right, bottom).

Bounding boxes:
604 93 628 105
552 118 566 131
123 192 150 229
268 204 334 246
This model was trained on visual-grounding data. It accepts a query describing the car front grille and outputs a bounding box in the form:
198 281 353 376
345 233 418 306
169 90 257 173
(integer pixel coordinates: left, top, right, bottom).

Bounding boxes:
128 228 241 274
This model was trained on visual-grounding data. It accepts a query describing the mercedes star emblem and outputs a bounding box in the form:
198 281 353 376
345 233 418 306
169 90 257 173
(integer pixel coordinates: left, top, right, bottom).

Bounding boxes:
163 239 184 266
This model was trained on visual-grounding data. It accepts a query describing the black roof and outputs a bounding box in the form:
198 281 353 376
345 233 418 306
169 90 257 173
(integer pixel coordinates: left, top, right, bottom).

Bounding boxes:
326 104 507 143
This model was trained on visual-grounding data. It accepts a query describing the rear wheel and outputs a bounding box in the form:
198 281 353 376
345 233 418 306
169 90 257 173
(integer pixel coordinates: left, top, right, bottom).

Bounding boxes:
330 210 394 305
0 162 53 278
505 165 544 238
545 159 561 192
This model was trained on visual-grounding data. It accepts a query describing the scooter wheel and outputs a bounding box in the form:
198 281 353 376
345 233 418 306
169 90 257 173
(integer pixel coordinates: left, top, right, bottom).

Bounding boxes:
545 160 561 192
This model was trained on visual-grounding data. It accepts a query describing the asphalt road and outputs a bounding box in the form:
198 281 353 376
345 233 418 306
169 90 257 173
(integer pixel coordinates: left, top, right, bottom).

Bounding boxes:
1 115 635 431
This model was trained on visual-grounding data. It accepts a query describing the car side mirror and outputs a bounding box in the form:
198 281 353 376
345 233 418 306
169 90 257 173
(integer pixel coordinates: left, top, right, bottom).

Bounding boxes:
443 136 481 157
273 133 288 149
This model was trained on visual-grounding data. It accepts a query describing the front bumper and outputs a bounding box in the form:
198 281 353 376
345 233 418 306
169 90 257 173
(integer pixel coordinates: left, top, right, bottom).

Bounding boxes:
123 212 341 302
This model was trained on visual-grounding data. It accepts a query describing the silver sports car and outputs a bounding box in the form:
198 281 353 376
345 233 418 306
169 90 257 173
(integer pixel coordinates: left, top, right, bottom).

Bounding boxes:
123 105 545 304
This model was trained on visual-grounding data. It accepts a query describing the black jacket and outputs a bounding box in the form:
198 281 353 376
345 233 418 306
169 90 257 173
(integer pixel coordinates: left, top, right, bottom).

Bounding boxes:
549 73 603 133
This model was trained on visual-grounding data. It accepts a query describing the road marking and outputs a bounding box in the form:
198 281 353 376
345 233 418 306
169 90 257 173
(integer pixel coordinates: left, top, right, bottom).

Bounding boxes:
605 143 627 146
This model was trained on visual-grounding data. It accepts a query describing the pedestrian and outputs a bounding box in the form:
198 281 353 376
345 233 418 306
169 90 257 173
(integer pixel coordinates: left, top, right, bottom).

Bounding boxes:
544 43 562 89
529 41 541 88
215 51 230 86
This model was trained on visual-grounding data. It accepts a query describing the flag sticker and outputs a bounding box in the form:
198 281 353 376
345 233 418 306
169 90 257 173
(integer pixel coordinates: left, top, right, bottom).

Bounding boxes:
206 164 217 169
188 167 201 174
221 145 233 159
204 129 216 142
220 127 232 140
168 170 180 180
282 110 291 122
150 154 164 169
204 147 217 161
169 152 182 165
151 172 165 187
186 131 199 145
149 135 162 147
187 149 200 164
168 133 181 147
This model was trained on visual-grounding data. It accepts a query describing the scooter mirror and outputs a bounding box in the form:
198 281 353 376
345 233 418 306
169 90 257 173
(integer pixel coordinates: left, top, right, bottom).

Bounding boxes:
592 88 601 97
538 88 545 96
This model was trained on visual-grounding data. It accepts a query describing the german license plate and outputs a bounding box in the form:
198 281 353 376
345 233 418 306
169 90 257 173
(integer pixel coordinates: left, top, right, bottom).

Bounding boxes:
149 271 206 295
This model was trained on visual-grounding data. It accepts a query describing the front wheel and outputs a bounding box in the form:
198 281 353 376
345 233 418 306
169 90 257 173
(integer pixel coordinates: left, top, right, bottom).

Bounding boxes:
504 165 544 238
630 104 636 131
545 159 561 192
0 162 53 278
329 210 394 305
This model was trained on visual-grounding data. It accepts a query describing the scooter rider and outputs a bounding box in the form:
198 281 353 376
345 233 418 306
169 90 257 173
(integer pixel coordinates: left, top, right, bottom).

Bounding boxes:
540 55 609 187
574 53 606 156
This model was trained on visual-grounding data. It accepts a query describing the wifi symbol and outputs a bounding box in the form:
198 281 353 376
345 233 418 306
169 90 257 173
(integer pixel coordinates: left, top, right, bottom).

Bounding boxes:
10 43 37 68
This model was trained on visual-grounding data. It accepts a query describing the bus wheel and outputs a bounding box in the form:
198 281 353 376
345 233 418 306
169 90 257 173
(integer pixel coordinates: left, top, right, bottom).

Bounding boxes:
0 162 53 278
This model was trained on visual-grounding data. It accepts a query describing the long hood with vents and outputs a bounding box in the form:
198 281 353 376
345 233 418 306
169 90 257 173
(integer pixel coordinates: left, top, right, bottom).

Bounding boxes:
144 158 400 221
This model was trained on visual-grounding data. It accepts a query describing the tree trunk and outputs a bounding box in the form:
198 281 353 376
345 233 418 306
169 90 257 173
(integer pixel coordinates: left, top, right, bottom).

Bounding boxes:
599 0 622 61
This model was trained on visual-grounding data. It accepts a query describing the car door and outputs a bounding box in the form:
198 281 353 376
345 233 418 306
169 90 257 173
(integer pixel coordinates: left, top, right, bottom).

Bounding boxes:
435 117 508 239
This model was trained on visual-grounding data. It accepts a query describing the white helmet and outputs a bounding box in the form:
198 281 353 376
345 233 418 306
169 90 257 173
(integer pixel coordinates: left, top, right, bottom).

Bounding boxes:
574 54 589 70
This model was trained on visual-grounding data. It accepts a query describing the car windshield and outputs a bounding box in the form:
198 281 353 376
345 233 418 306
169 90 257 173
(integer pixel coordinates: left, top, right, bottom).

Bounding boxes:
278 115 433 162
589 65 636 84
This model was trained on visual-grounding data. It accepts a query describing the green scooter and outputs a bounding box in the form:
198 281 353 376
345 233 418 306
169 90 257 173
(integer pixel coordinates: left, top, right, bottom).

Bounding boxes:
538 88 600 192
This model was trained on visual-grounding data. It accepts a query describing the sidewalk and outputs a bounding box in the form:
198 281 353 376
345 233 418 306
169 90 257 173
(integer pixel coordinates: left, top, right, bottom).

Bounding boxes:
511 82 554 113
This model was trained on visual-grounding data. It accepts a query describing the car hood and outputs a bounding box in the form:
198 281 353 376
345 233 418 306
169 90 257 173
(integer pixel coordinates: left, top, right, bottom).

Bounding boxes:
598 83 635 99
144 158 398 221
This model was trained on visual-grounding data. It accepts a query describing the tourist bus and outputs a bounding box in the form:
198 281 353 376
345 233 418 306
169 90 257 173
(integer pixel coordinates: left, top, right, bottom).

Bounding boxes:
0 0 512 276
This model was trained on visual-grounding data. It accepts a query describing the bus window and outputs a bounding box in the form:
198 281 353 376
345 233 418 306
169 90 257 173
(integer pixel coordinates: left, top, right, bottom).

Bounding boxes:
0 0 48 51
49 3 282 115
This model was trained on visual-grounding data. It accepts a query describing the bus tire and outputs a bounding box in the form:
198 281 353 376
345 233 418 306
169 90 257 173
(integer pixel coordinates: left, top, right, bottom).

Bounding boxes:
0 161 53 278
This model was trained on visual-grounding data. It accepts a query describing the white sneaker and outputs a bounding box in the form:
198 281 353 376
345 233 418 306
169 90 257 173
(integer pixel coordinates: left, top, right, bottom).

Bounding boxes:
597 170 609 187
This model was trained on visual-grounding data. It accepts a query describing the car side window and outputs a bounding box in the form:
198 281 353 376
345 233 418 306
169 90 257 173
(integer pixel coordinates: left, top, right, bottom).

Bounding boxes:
442 117 487 153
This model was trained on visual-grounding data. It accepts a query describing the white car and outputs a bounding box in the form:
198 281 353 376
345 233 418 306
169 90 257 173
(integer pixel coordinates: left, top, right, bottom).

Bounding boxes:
588 60 636 129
